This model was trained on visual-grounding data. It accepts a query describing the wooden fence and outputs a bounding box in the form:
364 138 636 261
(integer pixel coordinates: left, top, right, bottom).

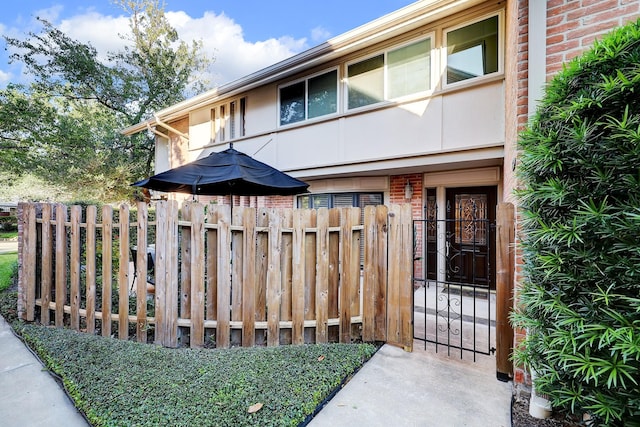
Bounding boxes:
18 201 413 350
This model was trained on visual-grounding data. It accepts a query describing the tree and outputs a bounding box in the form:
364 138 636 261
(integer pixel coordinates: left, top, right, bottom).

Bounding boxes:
1 0 211 201
512 20 640 426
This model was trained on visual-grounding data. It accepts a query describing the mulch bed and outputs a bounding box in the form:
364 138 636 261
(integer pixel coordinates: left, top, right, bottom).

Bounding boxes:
512 392 582 427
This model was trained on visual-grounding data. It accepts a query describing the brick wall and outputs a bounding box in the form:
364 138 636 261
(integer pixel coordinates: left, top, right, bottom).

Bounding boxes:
546 0 640 76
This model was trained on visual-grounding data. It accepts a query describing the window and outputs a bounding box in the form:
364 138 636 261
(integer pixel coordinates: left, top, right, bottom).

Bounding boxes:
219 105 226 141
279 69 338 126
445 15 499 84
347 37 432 109
211 97 246 142
230 101 236 139
297 192 383 209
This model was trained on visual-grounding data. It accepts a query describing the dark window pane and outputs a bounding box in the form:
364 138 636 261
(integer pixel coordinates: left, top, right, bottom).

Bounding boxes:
280 82 305 125
308 70 338 119
446 15 499 84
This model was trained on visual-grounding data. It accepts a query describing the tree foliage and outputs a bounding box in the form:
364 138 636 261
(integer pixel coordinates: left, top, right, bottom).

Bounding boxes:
1 0 210 201
512 19 640 426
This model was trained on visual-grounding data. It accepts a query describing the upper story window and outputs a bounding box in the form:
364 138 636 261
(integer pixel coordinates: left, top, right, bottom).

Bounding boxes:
347 37 432 110
211 97 246 143
279 68 338 126
445 14 499 85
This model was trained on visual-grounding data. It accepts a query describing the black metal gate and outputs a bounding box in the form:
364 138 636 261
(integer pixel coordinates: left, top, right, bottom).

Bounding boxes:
412 194 497 361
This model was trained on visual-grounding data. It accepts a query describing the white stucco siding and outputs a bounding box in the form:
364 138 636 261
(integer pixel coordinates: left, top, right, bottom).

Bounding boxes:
441 81 505 150
342 97 443 162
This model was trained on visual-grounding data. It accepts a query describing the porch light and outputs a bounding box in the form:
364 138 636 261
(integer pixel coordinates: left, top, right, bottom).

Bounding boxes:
404 180 413 201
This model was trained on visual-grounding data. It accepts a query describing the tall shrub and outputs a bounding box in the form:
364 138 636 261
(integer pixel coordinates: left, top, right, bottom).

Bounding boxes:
513 20 640 426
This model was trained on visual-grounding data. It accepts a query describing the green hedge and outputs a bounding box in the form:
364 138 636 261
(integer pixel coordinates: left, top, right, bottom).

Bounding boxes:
16 324 376 426
513 19 640 426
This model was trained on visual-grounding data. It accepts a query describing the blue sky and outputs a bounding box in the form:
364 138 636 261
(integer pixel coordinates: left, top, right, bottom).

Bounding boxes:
1 0 417 88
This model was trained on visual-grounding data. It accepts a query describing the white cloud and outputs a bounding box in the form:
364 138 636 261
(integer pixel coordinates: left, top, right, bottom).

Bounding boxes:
167 11 308 86
2 7 309 90
311 26 332 43
0 70 11 85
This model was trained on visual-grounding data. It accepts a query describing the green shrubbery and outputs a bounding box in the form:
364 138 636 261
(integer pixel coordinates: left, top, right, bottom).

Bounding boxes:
15 324 376 426
512 20 640 426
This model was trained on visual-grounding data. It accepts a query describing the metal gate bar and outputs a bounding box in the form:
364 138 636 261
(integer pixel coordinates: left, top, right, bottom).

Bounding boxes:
412 207 496 361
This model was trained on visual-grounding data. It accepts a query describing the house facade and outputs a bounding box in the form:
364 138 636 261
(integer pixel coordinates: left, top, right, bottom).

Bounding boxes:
123 0 640 384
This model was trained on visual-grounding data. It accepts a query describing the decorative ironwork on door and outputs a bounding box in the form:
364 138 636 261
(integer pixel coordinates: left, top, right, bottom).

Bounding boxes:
413 190 496 361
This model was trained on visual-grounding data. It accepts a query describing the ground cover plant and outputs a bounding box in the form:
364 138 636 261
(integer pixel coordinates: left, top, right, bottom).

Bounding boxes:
512 19 640 426
15 323 376 427
0 252 17 292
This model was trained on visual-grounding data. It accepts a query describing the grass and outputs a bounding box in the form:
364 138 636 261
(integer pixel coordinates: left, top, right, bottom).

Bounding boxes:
0 231 18 239
0 271 376 426
0 252 17 292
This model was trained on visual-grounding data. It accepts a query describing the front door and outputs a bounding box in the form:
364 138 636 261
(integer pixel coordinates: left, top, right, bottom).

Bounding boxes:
445 187 496 289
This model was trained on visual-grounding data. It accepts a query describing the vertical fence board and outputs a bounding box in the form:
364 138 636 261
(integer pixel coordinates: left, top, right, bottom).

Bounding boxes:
291 210 305 345
387 205 401 346
362 206 376 341
267 209 282 346
206 206 219 328
101 206 113 337
136 202 148 343
496 202 515 380
40 204 52 325
328 209 340 342
399 203 413 351
316 208 329 343
231 206 244 346
118 204 130 340
166 201 179 347
180 203 192 321
154 201 167 345
280 210 293 345
216 205 232 348
255 208 269 345
85 206 97 334
242 208 256 347
22 204 36 321
339 208 353 343
55 204 68 327
374 205 388 341
190 203 205 348
303 210 317 344
69 205 81 331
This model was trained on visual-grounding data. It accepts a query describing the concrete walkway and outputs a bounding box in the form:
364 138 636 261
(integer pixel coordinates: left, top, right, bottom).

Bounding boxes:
309 343 512 427
0 315 88 427
0 312 511 426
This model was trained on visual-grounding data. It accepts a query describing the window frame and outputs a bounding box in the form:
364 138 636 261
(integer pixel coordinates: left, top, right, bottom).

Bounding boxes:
345 33 435 111
278 67 340 127
297 192 384 209
442 11 503 88
210 96 247 143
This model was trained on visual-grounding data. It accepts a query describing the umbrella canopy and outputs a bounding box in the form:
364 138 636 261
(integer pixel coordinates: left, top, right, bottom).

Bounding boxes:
132 148 308 196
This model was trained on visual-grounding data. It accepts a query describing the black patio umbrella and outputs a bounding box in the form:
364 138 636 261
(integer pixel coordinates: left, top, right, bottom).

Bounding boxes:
132 147 309 199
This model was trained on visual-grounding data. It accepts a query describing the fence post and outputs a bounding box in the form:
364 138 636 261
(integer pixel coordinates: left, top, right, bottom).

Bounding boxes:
69 205 81 331
216 205 232 348
55 204 68 327
315 208 329 343
190 203 205 348
135 202 148 343
85 205 97 334
242 207 257 347
118 204 130 340
496 202 515 381
40 204 53 325
21 203 36 322
266 209 282 346
101 205 113 337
